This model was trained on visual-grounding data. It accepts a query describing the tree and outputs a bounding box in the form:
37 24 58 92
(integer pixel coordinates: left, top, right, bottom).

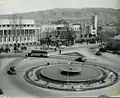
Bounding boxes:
97 26 103 42
67 27 76 45
14 43 18 51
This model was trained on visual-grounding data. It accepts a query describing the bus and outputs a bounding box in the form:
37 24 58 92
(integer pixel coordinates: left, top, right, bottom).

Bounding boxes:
27 50 49 57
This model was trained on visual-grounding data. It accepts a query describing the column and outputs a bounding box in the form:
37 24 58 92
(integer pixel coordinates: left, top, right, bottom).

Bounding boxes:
31 29 33 42
11 30 13 44
26 36 27 42
33 29 34 41
30 36 31 42
28 29 29 42
23 29 25 43
7 30 9 44
2 30 4 44
31 30 33 42
6 37 7 44
27 29 28 41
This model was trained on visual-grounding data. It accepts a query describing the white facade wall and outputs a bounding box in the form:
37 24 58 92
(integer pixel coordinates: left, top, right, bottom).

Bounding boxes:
0 19 36 45
69 24 81 31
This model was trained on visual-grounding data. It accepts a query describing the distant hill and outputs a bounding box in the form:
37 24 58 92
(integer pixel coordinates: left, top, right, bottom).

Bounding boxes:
0 8 120 25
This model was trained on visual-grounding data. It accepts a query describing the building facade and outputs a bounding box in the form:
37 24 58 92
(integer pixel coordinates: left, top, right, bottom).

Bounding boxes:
0 19 36 46
38 23 82 40
91 14 98 36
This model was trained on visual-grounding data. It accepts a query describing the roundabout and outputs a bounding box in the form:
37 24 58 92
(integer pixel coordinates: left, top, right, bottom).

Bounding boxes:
24 60 119 91
2 47 120 96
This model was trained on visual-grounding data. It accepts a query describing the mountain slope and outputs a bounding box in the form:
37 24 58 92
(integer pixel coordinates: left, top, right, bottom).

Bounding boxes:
0 8 120 25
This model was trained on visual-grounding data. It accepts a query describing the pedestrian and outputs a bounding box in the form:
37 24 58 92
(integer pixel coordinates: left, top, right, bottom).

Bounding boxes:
45 81 49 85
30 70 33 76
55 48 57 51
80 84 83 89
58 61 60 64
61 84 64 87
68 60 73 65
59 49 61 54
45 62 49 66
0 88 3 95
36 73 40 80
108 71 114 81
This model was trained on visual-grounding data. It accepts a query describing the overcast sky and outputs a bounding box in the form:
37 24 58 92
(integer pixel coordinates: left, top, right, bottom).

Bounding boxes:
0 0 119 15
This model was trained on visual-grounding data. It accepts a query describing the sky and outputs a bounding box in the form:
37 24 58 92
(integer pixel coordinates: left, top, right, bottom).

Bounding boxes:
0 0 119 15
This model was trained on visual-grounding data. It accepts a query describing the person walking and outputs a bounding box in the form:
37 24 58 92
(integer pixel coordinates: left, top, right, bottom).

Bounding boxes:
108 71 114 81
55 47 57 51
59 49 61 54
30 69 33 76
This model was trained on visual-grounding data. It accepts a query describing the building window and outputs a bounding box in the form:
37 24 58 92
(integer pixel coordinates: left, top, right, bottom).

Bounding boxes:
13 37 14 41
7 25 10 27
3 25 6 27
24 37 26 41
0 37 1 43
4 30 7 36
9 37 10 42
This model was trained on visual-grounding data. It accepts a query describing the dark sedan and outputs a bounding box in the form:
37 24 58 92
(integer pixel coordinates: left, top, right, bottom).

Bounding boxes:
75 57 87 62
7 66 16 75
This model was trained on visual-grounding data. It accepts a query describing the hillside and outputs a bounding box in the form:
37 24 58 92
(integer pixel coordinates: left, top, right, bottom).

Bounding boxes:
0 8 120 25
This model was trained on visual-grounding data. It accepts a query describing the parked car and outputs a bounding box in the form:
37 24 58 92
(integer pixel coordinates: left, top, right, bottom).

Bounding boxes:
0 89 3 95
98 95 109 98
7 66 16 75
95 51 102 56
21 46 27 50
75 57 86 62
14 50 23 53
99 47 106 52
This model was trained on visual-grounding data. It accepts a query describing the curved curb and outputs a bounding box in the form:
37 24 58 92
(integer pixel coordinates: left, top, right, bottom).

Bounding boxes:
24 62 119 92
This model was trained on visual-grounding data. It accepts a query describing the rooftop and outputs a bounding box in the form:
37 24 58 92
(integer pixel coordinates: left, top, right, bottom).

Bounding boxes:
0 19 35 24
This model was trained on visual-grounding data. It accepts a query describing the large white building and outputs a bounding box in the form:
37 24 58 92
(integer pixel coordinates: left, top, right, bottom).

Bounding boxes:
0 19 36 46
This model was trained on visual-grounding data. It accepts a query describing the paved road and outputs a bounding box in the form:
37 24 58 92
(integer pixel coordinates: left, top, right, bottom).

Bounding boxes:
0 45 120 97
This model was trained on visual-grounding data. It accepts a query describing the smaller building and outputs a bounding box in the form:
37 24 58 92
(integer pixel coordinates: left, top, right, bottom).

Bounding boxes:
69 23 82 40
107 35 120 51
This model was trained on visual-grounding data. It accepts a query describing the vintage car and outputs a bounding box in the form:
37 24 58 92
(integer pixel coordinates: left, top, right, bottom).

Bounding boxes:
95 51 102 56
7 66 16 75
75 57 87 62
